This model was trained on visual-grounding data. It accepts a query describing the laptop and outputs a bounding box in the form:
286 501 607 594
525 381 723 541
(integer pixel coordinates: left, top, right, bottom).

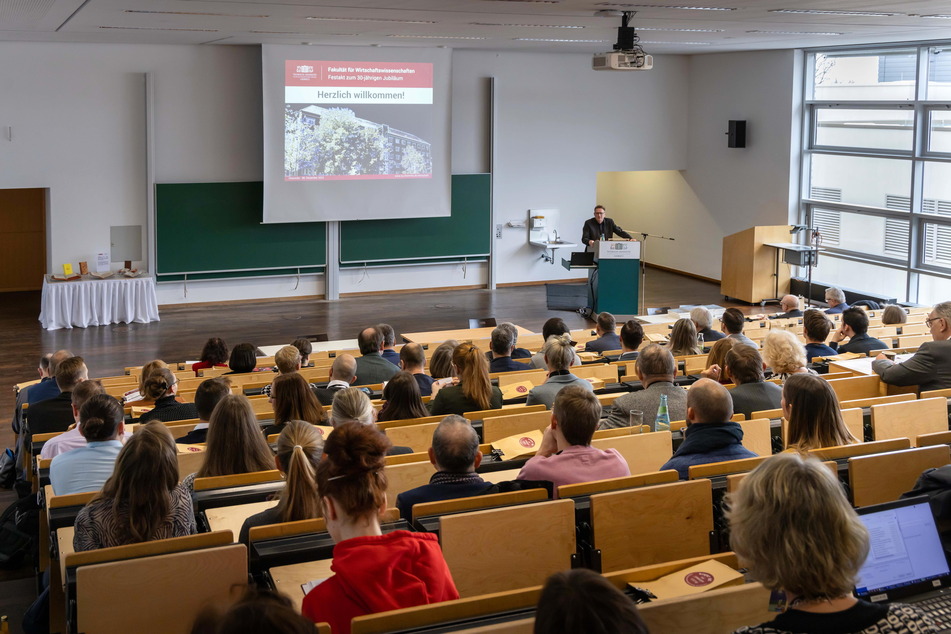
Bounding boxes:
854 496 951 631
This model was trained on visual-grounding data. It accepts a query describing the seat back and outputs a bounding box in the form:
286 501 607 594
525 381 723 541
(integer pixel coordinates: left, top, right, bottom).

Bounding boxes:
871 397 949 447
439 499 575 597
738 418 771 456
557 470 679 498
383 460 438 502
849 445 951 507
193 470 282 491
590 431 673 474
497 370 548 389
590 479 714 572
385 422 439 453
687 456 769 480
638 583 772 634
808 437 911 461
826 375 882 401
482 410 552 444
412 489 548 523
463 404 546 422
176 449 206 482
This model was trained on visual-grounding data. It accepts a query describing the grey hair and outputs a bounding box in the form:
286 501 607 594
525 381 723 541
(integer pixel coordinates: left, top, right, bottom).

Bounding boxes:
330 387 374 427
825 287 846 304
934 301 951 324
431 415 479 473
690 306 714 330
491 324 517 356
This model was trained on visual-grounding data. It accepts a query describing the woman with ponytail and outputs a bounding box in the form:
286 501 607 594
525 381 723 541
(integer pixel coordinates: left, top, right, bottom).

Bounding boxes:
138 367 199 424
238 420 324 544
50 394 126 495
302 422 458 632
428 342 502 416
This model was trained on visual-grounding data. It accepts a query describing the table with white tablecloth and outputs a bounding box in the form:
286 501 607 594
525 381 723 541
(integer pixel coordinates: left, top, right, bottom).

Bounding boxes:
39 275 160 330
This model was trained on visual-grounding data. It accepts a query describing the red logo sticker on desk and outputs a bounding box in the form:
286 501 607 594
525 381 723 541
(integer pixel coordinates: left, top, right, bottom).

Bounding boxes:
519 437 536 448
185 446 202 452
315 428 324 436
684 571 714 587
516 385 528 393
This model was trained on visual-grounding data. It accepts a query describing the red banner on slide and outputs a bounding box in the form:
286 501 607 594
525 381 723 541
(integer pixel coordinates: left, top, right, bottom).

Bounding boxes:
286 61 433 88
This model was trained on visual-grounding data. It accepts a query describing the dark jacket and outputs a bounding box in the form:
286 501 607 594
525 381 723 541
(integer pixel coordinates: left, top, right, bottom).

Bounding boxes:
805 342 837 362
314 383 348 406
830 332 889 355
26 391 75 437
396 475 495 520
381 349 401 367
355 352 399 386
581 217 632 244
660 422 758 479
412 373 436 397
489 356 527 373
584 333 622 353
768 309 804 320
26 377 60 406
873 340 951 392
698 327 725 343
429 385 503 416
728 381 783 419
138 395 199 424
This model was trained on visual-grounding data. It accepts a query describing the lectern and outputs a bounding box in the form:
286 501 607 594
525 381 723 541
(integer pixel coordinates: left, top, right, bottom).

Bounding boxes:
563 240 640 315
720 225 792 304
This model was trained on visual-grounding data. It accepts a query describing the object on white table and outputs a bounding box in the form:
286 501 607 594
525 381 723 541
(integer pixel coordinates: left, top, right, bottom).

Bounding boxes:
96 252 110 273
90 271 114 280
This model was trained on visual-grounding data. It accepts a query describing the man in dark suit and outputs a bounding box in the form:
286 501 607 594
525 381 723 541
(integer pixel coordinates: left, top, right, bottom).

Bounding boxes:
723 345 782 419
584 312 622 353
829 307 889 355
27 349 73 406
581 205 633 247
395 415 494 519
314 354 358 405
27 356 88 438
874 301 951 392
378 323 401 367
399 343 435 396
176 377 231 445
617 320 644 362
489 324 527 373
354 326 399 386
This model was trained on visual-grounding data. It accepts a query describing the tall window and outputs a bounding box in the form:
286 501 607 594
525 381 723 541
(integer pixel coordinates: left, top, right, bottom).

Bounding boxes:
803 45 951 304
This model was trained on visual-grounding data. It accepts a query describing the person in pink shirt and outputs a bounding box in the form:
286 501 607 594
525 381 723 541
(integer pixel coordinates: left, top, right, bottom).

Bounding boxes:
40 380 131 460
517 386 630 495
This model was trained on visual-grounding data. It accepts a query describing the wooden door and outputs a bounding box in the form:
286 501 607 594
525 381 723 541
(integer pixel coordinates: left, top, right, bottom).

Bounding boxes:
0 188 46 291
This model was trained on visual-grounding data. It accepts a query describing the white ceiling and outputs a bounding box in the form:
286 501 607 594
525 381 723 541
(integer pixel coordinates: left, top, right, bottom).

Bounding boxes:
2 0 951 55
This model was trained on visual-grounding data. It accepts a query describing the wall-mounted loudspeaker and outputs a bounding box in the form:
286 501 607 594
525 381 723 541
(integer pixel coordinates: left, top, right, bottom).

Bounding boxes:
727 120 747 148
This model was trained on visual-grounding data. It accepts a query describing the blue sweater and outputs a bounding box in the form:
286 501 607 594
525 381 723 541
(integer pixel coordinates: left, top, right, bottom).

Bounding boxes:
661 422 758 479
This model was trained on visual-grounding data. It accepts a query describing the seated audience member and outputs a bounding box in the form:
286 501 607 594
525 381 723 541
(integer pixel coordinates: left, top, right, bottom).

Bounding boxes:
430 343 503 416
488 323 527 373
534 569 649 634
26 350 70 406
770 294 804 319
354 326 399 385
824 286 850 314
74 423 197 551
727 454 934 633
262 345 318 398
181 394 275 491
226 343 259 374
829 307 889 355
378 371 430 422
122 359 168 404
660 379 757 479
720 307 758 349
177 377 232 445
881 304 908 326
500 322 532 359
239 421 323 544
291 337 314 367
399 343 435 396
302 422 459 631
526 335 593 410
703 338 737 384
13 354 52 439
329 387 411 455
874 301 951 391
50 394 125 495
41 380 127 459
617 320 644 362
761 330 814 382
783 374 857 453
668 318 702 356
428 340 460 380
396 415 494 519
314 354 357 406
602 344 687 429
191 588 315 634
518 386 630 493
138 368 199 424
530 318 581 369
27 356 89 437
690 307 725 343
802 309 837 362
584 312 622 353
378 323 401 367
266 372 324 437
725 345 783 418
192 337 229 375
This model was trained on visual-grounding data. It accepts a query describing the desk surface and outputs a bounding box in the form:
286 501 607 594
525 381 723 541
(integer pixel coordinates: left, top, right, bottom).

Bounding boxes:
402 326 533 346
270 559 334 612
206 500 278 540
481 467 523 484
828 354 913 376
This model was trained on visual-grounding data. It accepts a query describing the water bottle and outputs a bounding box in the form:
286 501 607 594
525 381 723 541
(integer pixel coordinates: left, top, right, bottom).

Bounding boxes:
655 393 670 432
697 332 704 348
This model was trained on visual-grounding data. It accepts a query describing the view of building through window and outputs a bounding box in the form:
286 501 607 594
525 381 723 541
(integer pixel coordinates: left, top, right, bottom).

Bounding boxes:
803 46 951 304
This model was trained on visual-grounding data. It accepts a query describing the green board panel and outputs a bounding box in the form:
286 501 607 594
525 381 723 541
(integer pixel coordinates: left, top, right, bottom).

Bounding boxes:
339 173 490 265
155 181 326 282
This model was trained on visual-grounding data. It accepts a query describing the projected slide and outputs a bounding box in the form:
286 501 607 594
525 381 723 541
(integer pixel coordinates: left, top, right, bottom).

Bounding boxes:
284 61 433 181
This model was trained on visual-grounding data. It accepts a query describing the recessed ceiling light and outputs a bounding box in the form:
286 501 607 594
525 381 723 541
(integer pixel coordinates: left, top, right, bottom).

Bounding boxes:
99 26 218 32
306 17 436 24
640 39 712 44
769 8 901 17
747 30 844 35
596 3 736 10
470 22 585 28
515 38 608 42
124 10 268 18
388 35 488 39
636 26 724 32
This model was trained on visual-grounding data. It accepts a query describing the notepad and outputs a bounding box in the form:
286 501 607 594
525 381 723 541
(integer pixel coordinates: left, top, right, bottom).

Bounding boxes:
500 381 534 400
631 559 744 601
492 429 544 460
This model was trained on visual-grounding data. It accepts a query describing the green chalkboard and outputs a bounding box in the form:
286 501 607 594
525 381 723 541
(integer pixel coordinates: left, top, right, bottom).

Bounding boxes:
339 173 491 266
155 182 326 282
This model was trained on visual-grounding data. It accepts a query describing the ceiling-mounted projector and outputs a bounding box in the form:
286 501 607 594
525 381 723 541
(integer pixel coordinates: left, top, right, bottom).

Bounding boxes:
593 11 653 71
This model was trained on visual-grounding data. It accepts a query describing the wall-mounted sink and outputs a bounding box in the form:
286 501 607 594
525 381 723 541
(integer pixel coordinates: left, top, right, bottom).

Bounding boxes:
530 240 578 249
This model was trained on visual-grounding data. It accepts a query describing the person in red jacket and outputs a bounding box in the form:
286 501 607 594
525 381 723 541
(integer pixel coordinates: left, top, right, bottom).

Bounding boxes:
302 422 459 632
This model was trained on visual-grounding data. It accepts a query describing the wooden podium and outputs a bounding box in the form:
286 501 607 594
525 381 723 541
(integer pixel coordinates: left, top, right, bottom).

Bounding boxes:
720 225 792 304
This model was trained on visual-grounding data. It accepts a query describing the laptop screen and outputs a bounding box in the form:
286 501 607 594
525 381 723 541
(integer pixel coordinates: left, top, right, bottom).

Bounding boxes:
854 498 950 599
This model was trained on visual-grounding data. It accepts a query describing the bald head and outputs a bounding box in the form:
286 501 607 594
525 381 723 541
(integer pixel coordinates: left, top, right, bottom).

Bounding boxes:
49 349 74 378
780 295 800 312
431 415 481 473
686 378 734 425
358 327 383 355
330 354 357 383
399 343 426 372
636 344 676 383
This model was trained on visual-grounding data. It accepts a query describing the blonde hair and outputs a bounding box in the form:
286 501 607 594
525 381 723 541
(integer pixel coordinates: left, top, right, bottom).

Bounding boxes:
543 334 574 371
668 318 702 356
138 359 168 394
274 345 302 374
274 421 323 524
199 395 274 478
762 329 807 375
725 453 869 600
331 387 375 427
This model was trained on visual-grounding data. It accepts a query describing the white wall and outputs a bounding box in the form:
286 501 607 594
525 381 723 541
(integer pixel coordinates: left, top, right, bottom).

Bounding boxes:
0 42 798 304
598 49 802 281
